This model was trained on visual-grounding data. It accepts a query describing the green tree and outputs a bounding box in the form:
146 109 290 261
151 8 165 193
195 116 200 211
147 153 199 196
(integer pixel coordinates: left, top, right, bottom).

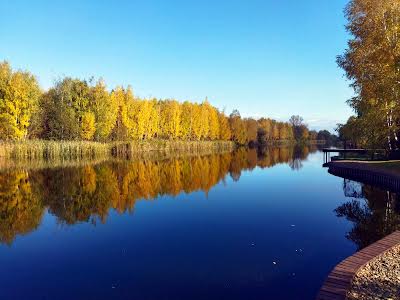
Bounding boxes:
289 115 308 141
40 77 94 140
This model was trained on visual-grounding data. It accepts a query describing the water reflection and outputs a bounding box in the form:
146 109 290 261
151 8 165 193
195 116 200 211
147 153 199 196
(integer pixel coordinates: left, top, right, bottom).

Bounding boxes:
0 145 317 245
335 180 400 250
0 171 44 244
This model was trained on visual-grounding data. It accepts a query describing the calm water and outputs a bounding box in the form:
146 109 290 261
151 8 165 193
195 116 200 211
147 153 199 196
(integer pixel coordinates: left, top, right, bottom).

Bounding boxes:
0 146 399 300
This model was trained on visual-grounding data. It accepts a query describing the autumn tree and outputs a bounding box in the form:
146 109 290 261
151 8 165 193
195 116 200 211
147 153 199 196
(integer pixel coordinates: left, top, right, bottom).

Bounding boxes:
110 87 129 141
80 111 96 140
191 103 203 140
299 125 309 140
258 118 272 142
218 111 231 140
207 101 220 140
229 110 247 145
271 121 280 141
146 99 160 139
288 115 311 141
199 101 210 139
0 61 41 140
181 101 194 140
245 118 258 144
89 79 117 141
337 0 400 150
160 100 182 139
121 86 139 140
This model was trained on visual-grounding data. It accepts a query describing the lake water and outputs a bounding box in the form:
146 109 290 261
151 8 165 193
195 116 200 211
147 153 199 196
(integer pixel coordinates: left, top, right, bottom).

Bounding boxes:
0 146 399 299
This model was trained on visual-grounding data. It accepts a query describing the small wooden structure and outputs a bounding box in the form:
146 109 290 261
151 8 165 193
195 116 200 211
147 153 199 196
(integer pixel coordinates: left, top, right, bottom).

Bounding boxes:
316 230 400 300
322 149 369 164
322 148 387 164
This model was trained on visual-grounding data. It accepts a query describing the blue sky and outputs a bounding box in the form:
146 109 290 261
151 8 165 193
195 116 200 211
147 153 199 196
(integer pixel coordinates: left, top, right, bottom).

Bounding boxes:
0 0 354 131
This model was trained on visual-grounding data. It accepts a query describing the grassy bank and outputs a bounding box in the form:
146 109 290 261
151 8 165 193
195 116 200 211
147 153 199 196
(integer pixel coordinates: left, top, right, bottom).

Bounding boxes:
0 140 235 162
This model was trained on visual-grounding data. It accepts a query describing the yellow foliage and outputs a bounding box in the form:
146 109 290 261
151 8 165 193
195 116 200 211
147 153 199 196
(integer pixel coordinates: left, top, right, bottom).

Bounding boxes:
0 61 41 140
81 111 96 140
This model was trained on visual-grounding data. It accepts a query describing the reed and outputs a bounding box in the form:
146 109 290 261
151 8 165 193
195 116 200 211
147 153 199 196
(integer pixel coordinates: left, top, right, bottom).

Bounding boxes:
0 140 235 162
0 140 110 160
111 140 235 158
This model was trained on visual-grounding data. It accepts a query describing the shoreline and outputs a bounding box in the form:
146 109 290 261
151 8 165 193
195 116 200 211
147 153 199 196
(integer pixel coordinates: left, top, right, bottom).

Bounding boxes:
0 142 235 171
347 244 400 300
325 160 400 192
317 231 400 300
0 139 326 162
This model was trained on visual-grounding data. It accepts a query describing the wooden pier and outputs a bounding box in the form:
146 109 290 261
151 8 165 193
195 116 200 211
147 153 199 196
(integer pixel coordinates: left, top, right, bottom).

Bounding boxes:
316 230 400 300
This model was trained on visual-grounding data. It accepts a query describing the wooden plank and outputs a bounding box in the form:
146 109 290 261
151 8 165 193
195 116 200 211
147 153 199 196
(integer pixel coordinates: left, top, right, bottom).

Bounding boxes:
321 285 347 294
317 290 345 300
324 276 349 285
316 230 400 300
352 253 374 261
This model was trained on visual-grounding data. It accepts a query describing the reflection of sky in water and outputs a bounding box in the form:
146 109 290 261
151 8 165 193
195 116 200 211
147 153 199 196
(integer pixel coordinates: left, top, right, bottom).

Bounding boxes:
0 147 398 300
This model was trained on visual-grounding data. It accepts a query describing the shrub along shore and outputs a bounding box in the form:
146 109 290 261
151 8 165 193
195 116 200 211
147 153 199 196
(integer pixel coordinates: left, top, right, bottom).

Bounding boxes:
0 140 235 161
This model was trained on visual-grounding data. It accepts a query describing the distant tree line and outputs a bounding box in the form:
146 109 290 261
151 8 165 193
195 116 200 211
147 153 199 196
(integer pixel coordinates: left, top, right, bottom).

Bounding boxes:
0 61 335 146
337 0 400 151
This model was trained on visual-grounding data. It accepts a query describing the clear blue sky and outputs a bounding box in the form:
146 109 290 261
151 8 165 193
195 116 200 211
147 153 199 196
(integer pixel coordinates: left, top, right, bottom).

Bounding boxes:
0 0 354 131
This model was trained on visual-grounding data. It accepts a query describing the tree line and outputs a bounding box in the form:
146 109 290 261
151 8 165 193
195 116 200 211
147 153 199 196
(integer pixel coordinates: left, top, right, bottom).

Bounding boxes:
337 0 400 151
0 61 335 146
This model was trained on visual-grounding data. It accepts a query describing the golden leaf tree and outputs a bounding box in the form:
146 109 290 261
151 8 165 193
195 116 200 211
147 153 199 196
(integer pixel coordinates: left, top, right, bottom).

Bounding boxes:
338 0 400 150
0 61 41 140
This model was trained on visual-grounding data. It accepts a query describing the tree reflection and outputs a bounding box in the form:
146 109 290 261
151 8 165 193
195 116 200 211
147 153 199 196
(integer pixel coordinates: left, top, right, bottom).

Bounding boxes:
335 181 400 250
0 145 315 244
0 171 44 245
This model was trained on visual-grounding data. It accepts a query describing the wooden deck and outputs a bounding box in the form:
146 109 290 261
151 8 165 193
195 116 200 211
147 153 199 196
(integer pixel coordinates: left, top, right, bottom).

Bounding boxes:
322 149 386 164
322 149 366 164
326 161 400 192
316 230 400 300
